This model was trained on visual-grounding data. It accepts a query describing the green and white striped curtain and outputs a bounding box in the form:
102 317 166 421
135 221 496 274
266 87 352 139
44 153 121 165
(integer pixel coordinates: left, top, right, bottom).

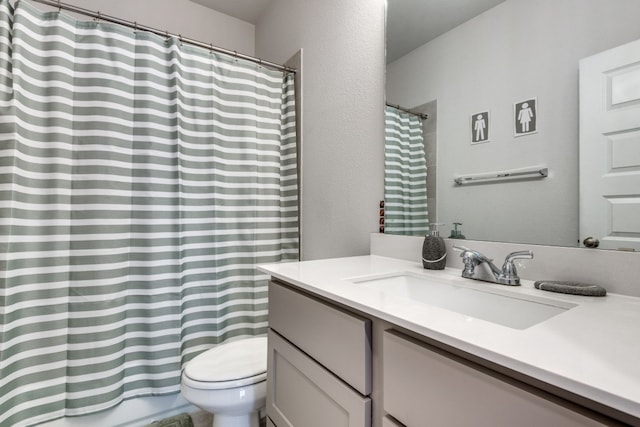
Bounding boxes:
0 1 298 425
384 106 428 235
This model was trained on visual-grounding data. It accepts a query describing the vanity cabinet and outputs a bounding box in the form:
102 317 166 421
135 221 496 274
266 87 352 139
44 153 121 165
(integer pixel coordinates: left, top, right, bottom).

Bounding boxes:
266 278 627 427
266 281 372 427
382 330 616 427
381 416 403 427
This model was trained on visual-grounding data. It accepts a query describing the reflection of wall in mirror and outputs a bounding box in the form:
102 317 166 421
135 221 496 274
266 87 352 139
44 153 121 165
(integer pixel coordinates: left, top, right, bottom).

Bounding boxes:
386 0 640 246
419 100 438 227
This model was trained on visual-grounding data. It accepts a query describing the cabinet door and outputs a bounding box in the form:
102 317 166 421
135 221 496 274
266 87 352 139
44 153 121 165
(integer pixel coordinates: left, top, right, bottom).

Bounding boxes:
268 281 372 395
383 330 611 427
267 329 371 427
382 416 404 427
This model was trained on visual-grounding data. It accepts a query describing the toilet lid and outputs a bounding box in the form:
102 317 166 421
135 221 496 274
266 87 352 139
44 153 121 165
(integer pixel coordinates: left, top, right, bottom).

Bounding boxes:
184 336 267 384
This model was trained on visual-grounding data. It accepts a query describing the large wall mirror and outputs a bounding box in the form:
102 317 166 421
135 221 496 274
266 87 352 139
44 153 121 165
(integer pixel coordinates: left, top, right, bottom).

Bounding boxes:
385 0 640 251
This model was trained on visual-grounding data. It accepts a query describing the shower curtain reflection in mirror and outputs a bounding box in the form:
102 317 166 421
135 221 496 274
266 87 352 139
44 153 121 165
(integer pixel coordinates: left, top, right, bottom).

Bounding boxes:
384 106 429 236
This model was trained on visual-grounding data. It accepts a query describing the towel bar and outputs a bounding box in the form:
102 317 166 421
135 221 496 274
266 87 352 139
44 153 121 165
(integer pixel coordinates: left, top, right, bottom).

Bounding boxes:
454 167 548 186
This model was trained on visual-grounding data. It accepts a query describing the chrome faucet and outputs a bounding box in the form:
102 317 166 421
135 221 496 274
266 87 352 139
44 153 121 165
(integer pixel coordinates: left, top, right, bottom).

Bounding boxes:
453 246 533 286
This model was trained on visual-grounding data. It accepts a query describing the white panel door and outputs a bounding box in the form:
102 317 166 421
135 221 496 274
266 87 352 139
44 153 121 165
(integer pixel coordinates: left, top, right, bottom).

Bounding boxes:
580 39 640 251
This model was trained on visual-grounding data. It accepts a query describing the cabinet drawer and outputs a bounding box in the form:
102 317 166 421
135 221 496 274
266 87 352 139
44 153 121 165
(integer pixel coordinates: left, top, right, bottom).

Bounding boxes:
382 416 404 427
268 281 371 395
267 329 371 427
383 330 610 427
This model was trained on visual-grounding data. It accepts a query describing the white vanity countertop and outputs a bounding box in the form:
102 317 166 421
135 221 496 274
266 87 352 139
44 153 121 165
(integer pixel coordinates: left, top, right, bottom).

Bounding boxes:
258 255 640 421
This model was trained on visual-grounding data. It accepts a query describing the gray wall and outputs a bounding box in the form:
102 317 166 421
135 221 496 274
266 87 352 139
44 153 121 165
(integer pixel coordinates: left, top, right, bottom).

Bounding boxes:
386 0 640 246
62 0 388 262
255 0 387 260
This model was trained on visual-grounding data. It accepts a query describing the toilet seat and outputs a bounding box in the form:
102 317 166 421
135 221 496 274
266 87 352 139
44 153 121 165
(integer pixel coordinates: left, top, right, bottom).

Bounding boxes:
183 336 267 390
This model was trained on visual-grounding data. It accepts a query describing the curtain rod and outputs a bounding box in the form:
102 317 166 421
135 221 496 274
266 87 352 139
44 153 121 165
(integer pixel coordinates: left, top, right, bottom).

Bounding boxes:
386 103 428 120
28 0 296 74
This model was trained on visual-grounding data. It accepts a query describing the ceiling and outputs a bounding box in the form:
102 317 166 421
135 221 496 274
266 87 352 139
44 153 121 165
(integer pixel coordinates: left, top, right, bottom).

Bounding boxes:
386 0 507 63
189 0 274 24
190 0 507 63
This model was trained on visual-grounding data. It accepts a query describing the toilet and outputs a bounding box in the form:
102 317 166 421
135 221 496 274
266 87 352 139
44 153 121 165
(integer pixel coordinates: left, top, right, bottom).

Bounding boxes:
181 336 268 427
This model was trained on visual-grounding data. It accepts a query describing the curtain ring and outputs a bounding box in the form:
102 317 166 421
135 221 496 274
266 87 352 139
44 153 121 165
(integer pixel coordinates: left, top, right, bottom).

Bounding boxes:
57 0 61 11
133 21 137 34
178 34 183 46
165 30 169 41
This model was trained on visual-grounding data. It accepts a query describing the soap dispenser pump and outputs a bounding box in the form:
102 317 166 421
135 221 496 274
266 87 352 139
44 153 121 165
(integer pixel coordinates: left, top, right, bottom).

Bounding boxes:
422 223 447 270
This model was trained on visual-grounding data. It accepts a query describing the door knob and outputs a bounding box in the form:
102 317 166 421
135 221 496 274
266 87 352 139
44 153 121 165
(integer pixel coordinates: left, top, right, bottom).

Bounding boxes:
583 237 600 248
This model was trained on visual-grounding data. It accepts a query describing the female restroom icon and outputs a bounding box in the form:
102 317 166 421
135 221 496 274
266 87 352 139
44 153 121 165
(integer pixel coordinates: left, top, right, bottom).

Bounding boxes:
515 98 538 136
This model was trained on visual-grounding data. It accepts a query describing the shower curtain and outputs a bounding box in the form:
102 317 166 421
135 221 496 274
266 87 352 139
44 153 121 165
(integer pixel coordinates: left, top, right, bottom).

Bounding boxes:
384 106 428 235
0 1 298 426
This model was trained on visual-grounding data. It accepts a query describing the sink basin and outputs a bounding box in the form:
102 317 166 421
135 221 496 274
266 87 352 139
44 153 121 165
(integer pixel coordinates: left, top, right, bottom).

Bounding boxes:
350 272 576 329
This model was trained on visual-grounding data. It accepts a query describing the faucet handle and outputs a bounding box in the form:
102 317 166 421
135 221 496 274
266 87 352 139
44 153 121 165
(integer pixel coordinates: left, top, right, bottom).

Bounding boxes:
453 245 480 276
453 246 495 279
504 250 533 263
453 245 493 262
452 245 471 253
500 250 533 285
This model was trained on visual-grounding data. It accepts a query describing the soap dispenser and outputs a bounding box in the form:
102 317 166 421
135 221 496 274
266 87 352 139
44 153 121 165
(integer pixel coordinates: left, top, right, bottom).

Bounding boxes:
422 223 447 270
449 222 466 239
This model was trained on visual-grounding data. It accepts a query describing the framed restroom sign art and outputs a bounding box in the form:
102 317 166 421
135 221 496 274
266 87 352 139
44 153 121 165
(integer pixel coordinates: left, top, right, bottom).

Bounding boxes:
514 97 538 136
470 111 490 144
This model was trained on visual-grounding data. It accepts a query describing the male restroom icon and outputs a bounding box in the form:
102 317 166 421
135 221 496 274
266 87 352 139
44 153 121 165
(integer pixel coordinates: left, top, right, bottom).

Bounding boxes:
471 111 489 143
474 114 486 141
